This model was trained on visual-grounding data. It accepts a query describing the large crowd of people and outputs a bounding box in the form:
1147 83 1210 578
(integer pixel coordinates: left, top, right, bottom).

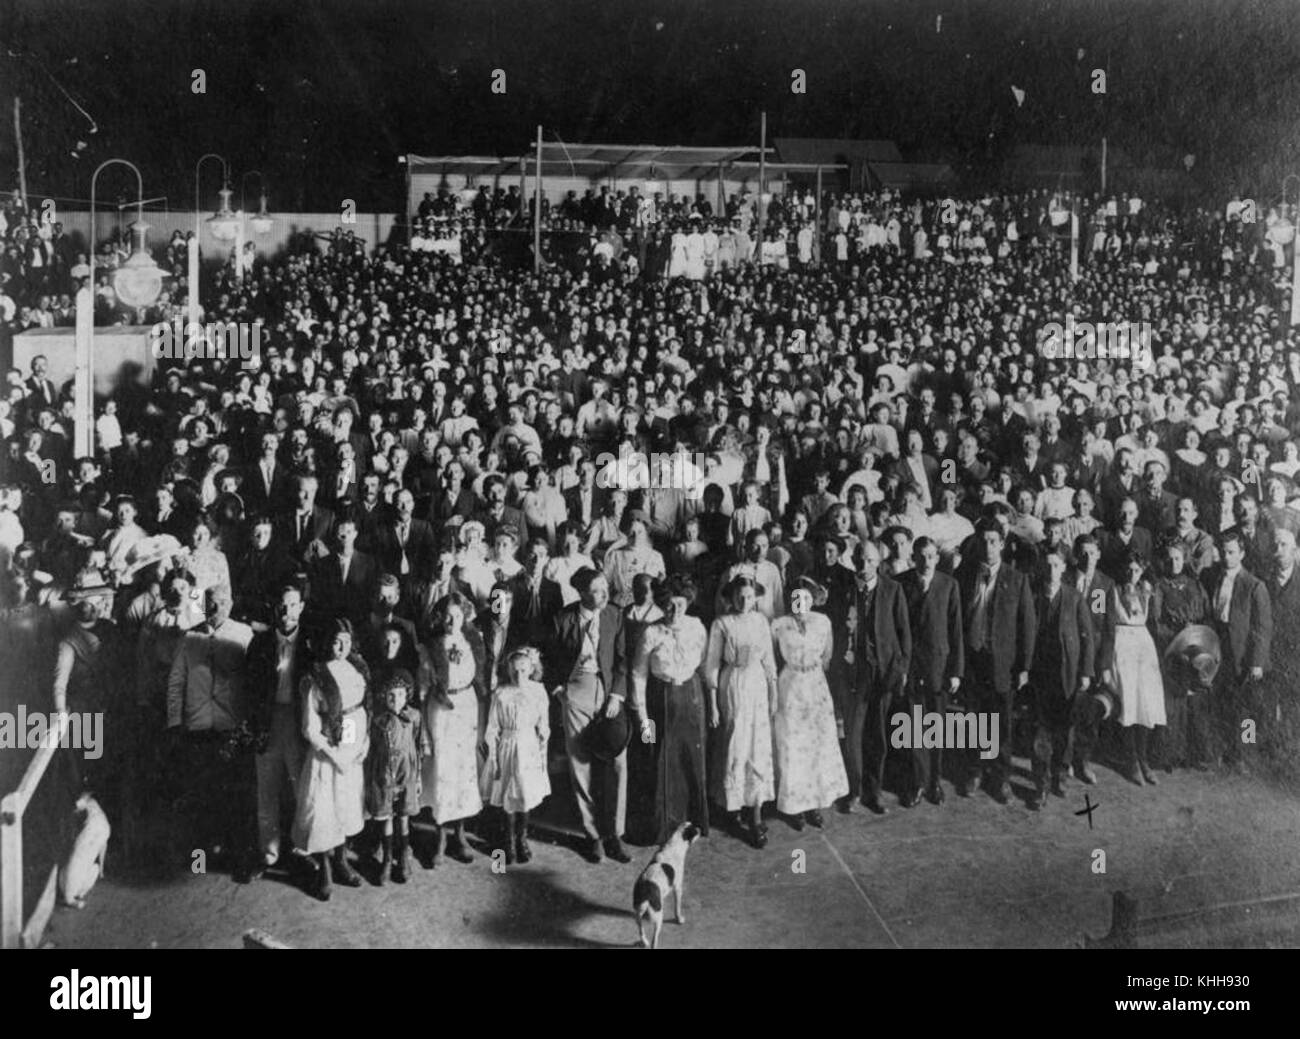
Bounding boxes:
0 177 1298 904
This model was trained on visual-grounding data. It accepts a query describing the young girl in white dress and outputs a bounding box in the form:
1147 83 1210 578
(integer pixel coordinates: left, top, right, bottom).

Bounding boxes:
770 578 849 828
421 594 484 863
293 619 370 901
705 576 778 848
1106 549 1166 786
479 647 550 864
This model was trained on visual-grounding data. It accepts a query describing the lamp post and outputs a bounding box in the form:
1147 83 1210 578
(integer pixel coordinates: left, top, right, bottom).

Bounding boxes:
77 159 165 457
238 170 273 282
193 153 232 324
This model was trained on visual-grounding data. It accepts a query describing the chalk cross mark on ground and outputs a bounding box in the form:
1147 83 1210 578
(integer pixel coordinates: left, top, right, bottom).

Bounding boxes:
818 831 901 948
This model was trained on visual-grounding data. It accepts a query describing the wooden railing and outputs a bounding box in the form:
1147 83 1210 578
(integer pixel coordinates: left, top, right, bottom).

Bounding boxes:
1 712 69 949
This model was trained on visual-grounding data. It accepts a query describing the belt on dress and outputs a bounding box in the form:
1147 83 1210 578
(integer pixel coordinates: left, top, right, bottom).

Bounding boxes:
786 662 823 673
446 683 475 695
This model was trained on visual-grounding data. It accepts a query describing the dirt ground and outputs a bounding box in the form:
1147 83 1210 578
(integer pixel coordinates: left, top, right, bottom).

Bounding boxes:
42 755 1300 950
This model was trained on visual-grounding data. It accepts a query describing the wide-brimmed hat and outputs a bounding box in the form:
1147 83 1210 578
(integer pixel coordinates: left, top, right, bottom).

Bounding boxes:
119 534 183 582
1163 624 1222 693
64 566 113 601
583 708 631 763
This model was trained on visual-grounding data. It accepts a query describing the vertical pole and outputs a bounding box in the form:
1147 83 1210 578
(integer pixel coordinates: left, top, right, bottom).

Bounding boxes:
405 156 413 245
74 285 93 457
814 165 823 265
1070 206 1079 284
757 110 767 244
1101 136 1108 196
1290 222 1300 326
717 161 724 215
188 236 200 327
1 794 21 950
534 125 543 272
13 98 27 208
235 213 245 284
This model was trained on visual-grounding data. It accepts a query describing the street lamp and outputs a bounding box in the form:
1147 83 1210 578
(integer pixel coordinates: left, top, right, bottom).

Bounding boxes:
241 170 273 235
77 159 165 456
207 186 240 242
192 152 230 325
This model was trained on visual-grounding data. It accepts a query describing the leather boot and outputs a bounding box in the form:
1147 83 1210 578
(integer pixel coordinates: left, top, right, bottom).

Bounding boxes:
515 812 532 864
332 844 362 887
314 852 331 901
392 831 411 884
503 812 517 865
447 820 474 863
376 835 392 887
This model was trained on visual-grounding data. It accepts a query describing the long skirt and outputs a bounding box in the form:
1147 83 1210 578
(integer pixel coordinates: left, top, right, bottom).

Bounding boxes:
709 663 775 811
421 688 484 823
646 674 709 842
293 749 365 855
1113 626 1167 728
773 666 849 815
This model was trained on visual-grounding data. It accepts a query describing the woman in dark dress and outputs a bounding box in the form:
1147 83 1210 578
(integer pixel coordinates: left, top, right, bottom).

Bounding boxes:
630 575 710 843
1150 540 1210 770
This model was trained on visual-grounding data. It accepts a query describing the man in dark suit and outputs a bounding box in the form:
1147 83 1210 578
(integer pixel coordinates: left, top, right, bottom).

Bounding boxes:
899 536 964 807
25 355 59 411
957 518 1036 803
544 568 630 864
563 461 602 532
811 534 859 759
310 516 378 627
1097 448 1141 526
275 474 336 566
371 488 437 601
1265 528 1300 763
1027 546 1094 809
244 583 310 878
508 538 565 649
475 474 525 546
244 432 290 516
1099 497 1154 582
1203 529 1272 770
230 513 294 629
1229 494 1278 583
843 539 912 815
1067 533 1114 785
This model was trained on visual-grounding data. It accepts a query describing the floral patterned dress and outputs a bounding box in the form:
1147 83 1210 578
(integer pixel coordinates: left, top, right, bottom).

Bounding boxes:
771 612 849 814
705 611 777 811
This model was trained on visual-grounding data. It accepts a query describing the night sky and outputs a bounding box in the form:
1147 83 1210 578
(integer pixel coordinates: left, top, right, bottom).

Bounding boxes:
2 0 1298 211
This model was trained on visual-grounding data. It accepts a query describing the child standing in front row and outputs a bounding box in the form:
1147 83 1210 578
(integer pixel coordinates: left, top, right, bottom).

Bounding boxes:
479 647 550 864
366 669 428 884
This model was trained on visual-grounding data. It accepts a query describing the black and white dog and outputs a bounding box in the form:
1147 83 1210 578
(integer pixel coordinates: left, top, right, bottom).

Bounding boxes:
633 822 702 949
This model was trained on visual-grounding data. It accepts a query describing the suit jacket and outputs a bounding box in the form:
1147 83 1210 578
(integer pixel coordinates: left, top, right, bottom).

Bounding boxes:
1267 569 1300 683
546 601 628 708
276 506 336 562
1202 565 1272 679
243 459 290 514
957 559 1037 695
246 626 311 733
507 571 566 649
371 517 438 580
478 611 515 691
563 483 603 531
311 549 379 624
1069 567 1116 667
900 569 964 695
1099 525 1154 582
849 573 912 699
1029 583 1095 698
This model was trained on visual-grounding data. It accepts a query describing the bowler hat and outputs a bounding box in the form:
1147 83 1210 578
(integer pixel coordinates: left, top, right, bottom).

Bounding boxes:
584 708 631 762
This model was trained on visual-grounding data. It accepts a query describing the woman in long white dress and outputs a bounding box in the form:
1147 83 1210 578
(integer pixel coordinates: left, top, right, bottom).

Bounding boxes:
668 227 689 279
421 594 485 863
770 578 849 829
1105 549 1166 786
705 576 778 848
293 619 370 901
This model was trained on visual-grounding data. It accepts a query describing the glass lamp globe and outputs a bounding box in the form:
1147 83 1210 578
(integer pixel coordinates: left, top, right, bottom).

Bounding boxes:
113 221 165 307
207 187 240 242
249 193 273 235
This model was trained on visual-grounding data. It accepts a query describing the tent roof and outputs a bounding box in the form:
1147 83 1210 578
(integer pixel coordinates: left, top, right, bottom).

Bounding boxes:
774 137 904 165
870 162 957 188
407 144 783 182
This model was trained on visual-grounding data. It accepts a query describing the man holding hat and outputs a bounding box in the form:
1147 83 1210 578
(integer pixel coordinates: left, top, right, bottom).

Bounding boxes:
545 567 631 863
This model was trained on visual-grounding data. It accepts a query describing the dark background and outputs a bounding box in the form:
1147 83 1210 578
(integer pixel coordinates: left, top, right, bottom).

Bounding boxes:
2 0 1298 211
